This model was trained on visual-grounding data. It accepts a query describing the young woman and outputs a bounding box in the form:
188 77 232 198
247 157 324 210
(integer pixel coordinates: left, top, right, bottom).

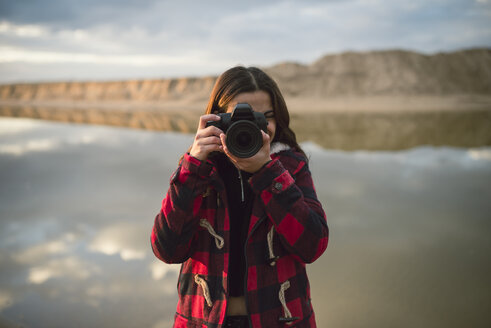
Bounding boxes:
151 66 328 327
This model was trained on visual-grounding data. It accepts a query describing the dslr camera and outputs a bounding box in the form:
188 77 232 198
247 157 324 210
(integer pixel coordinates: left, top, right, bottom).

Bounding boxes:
206 103 268 158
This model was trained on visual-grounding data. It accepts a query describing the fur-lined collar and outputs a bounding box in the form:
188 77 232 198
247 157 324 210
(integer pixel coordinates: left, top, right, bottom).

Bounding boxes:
270 142 291 155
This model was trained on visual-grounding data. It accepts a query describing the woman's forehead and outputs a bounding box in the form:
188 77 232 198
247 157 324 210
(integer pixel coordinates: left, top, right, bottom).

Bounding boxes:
226 91 272 112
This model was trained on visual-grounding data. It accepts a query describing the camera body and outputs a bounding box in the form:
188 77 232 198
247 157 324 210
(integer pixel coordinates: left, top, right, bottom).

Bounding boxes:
206 103 268 158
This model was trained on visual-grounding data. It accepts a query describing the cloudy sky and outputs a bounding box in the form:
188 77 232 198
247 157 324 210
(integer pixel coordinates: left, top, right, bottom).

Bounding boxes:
0 0 490 83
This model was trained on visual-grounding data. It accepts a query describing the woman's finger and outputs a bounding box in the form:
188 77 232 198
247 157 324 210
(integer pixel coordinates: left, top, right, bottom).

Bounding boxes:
260 130 271 153
220 133 237 162
261 130 270 144
197 135 223 146
198 114 221 130
195 126 223 141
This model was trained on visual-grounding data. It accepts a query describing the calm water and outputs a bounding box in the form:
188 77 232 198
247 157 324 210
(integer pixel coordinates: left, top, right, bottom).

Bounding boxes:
0 118 490 328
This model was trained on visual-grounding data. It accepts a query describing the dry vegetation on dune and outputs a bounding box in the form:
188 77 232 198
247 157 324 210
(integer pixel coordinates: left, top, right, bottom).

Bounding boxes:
266 48 491 97
1 49 490 150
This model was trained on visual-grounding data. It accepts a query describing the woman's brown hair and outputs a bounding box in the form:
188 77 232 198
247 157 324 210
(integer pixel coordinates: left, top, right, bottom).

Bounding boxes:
204 66 306 159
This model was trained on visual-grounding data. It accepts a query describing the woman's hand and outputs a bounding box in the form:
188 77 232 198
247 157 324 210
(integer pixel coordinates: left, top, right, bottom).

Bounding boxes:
189 114 224 161
220 130 272 173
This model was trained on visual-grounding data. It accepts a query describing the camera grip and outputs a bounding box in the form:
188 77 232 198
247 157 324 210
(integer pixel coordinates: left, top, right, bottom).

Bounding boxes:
205 120 220 128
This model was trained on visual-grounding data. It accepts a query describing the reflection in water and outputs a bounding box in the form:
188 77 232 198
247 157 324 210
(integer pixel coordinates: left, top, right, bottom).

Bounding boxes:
0 118 490 327
89 223 148 260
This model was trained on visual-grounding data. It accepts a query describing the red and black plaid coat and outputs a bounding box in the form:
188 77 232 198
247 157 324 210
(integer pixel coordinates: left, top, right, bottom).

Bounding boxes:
151 146 328 327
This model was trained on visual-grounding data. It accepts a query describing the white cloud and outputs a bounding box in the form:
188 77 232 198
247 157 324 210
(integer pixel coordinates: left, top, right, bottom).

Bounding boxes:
0 138 61 155
0 291 14 311
27 256 99 284
0 118 154 156
468 148 491 161
0 118 39 135
0 0 489 82
150 260 180 280
0 46 193 66
88 223 148 261
0 21 48 37
28 267 53 284
14 238 71 263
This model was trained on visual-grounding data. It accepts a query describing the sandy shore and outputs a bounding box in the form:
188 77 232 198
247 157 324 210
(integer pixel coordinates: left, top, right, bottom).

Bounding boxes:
1 95 490 150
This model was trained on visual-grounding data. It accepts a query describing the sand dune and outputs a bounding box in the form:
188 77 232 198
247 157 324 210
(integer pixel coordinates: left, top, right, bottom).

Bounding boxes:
1 48 490 102
1 48 490 150
267 48 491 96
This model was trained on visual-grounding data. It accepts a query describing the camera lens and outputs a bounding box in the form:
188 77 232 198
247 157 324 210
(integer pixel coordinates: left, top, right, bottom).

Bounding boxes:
236 131 252 148
226 121 263 158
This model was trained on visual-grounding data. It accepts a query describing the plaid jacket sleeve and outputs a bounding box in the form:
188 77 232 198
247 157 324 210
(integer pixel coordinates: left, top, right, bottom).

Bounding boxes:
151 153 213 264
249 151 328 264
